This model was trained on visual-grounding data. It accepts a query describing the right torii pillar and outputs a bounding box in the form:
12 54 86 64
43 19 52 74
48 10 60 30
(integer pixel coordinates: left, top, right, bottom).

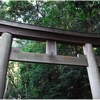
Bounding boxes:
83 43 100 99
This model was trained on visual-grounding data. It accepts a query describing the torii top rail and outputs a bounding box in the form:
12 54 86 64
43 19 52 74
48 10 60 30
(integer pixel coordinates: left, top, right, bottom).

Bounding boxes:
0 19 100 46
0 19 100 99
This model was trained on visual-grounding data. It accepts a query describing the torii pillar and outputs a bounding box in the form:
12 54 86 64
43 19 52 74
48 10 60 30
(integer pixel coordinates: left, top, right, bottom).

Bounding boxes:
0 33 12 98
83 43 100 99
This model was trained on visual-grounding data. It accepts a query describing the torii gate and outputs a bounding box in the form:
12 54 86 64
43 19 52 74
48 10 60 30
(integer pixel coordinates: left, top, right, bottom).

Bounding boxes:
0 19 100 99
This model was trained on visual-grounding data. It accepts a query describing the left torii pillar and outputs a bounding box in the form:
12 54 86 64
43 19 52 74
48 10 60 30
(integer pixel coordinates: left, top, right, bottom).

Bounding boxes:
0 33 12 98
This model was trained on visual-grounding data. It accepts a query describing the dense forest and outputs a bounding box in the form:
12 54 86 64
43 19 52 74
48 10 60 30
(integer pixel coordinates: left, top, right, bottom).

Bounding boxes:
1 0 100 99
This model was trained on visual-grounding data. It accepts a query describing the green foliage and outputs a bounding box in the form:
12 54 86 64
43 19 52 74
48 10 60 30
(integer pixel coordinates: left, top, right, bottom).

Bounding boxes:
1 1 100 99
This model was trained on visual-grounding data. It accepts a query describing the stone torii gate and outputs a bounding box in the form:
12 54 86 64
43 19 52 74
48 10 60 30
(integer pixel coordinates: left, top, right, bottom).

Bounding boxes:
0 20 100 99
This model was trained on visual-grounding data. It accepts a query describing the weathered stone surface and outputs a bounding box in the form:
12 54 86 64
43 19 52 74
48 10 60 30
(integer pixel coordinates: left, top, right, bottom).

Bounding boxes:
0 33 12 98
83 43 100 99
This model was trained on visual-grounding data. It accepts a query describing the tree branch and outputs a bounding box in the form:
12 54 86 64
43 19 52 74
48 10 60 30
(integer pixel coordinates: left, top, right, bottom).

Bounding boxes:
8 70 22 98
36 1 45 17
